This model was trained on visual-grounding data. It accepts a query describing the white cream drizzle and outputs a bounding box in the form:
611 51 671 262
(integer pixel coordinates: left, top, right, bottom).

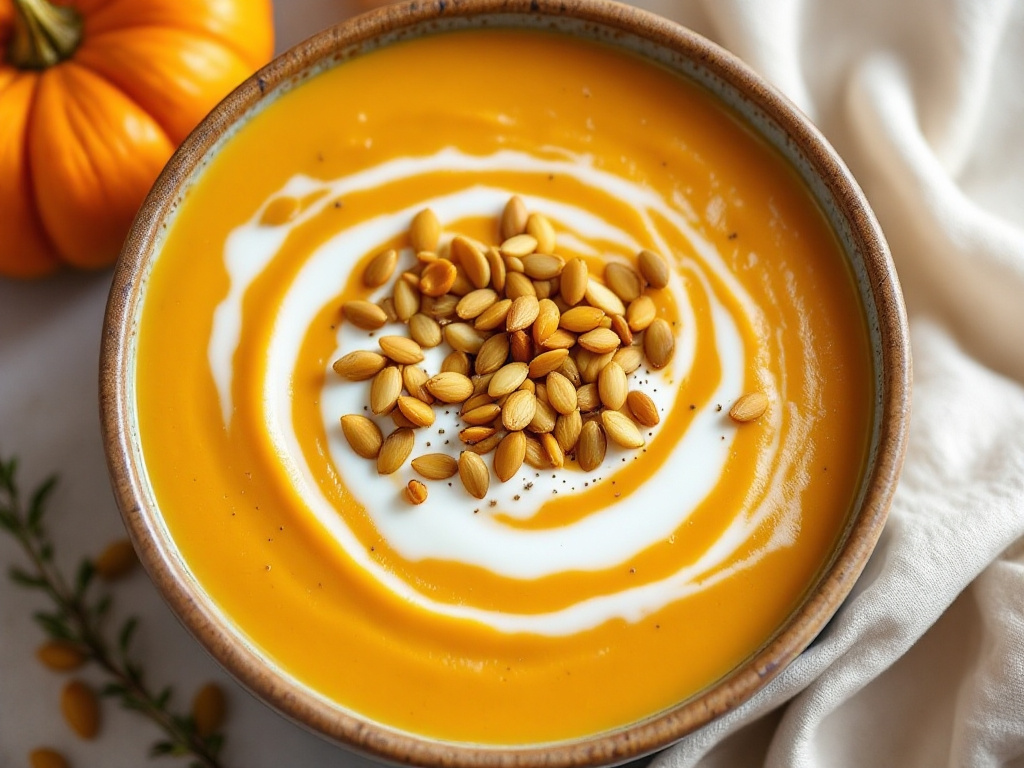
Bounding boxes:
207 149 816 636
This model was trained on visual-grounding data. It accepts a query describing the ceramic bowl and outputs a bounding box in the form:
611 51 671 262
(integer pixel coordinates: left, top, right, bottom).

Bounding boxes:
100 1 911 765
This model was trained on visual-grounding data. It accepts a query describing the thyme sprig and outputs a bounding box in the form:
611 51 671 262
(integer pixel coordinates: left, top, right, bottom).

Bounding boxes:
0 456 227 768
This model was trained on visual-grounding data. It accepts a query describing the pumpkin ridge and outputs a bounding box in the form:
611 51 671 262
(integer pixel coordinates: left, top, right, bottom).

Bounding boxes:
0 70 61 277
73 25 258 144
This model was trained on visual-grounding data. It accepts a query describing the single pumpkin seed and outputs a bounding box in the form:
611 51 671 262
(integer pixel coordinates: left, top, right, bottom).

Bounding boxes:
425 371 475 403
458 451 490 499
604 262 643 303
406 479 428 505
410 208 441 252
503 271 536 299
730 392 769 422
584 278 626 316
539 328 576 350
36 640 86 672
577 420 607 471
610 314 633 346
342 300 388 330
576 382 601 412
408 313 442 348
61 680 100 739
94 539 137 581
393 277 421 320
546 371 578 415
494 431 527 481
540 432 565 468
521 253 563 280
419 259 458 297
462 403 502 426
451 236 491 289
526 212 556 253
638 248 670 288
486 246 507 294
627 390 661 427
554 408 583 453
532 298 560 344
333 350 387 381
29 748 69 768
500 233 539 258
370 366 403 414
577 327 622 355
488 362 530 397
397 396 435 428
528 348 569 378
602 410 645 448
560 305 606 333
598 361 628 410
377 428 415 474
363 247 398 287
475 333 511 375
626 295 656 332
501 389 537 432
643 318 675 369
192 682 226 738
411 453 459 480
501 195 529 240
456 288 499 320
506 295 540 332
560 257 588 306
612 345 644 375
440 349 471 376
528 397 558 433
509 329 534 362
474 297 512 331
341 414 384 458
444 322 489 354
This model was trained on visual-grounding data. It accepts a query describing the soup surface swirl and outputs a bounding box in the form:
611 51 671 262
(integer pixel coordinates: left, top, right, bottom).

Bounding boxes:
136 28 872 743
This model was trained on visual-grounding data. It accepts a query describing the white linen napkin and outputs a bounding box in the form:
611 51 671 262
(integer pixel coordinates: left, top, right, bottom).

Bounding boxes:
637 0 1024 765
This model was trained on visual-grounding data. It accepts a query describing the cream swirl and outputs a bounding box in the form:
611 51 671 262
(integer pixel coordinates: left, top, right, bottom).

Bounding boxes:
208 149 818 636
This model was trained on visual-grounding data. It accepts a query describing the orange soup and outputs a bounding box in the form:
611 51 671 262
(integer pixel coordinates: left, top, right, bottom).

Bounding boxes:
135 28 872 744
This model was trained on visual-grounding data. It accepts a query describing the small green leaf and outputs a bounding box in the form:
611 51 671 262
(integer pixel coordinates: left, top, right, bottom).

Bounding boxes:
27 475 58 529
8 566 47 589
101 682 128 697
33 610 74 641
75 559 95 597
156 685 174 708
93 594 112 619
149 741 177 757
0 456 18 491
119 616 139 654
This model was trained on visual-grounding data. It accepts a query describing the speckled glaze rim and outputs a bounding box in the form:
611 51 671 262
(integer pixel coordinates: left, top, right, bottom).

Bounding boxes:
100 1 911 766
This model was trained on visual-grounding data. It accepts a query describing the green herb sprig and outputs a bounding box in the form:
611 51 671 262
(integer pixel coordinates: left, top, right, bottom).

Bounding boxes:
0 456 228 768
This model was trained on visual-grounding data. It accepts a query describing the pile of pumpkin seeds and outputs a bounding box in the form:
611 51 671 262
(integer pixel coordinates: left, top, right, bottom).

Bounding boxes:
332 196 758 505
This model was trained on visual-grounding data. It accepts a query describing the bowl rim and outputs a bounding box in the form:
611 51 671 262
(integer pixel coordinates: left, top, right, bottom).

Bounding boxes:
99 1 911 765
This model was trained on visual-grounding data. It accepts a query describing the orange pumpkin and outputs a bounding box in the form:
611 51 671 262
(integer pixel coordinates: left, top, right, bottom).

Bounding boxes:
0 0 273 278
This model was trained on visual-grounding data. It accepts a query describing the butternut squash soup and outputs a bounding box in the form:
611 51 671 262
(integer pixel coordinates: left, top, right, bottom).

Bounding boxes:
134 27 872 744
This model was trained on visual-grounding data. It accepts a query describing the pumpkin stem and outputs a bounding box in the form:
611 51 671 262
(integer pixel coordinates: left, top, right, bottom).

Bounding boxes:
8 0 83 70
